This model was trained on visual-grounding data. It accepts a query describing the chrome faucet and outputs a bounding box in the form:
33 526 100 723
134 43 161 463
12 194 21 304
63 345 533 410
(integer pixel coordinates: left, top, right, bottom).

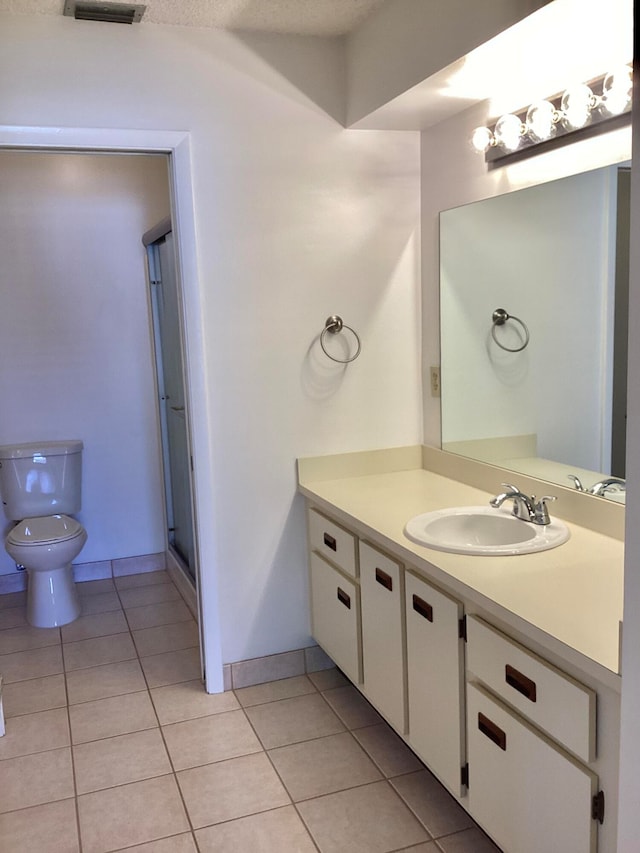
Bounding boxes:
490 483 556 525
568 474 626 497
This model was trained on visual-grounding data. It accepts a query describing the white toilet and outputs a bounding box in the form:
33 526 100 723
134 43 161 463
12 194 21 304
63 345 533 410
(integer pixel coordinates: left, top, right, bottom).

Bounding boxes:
0 440 87 628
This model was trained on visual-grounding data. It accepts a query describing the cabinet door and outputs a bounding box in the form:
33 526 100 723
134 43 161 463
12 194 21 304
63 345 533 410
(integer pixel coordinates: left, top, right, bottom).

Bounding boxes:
310 552 361 684
359 542 406 733
467 683 598 853
405 572 465 795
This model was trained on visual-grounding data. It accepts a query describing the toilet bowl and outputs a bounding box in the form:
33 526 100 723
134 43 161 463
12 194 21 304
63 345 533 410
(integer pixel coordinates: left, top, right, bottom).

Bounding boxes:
6 515 87 627
0 439 87 629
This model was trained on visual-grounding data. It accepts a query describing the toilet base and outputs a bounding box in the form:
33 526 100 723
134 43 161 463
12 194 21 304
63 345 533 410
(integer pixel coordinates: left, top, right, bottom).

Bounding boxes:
26 563 80 628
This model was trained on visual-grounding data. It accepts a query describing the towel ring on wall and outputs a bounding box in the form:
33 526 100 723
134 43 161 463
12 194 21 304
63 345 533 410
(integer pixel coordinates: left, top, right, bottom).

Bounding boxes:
320 315 362 364
491 308 530 353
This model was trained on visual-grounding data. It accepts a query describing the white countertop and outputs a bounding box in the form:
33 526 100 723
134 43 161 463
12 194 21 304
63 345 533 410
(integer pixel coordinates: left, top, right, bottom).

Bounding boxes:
299 461 624 687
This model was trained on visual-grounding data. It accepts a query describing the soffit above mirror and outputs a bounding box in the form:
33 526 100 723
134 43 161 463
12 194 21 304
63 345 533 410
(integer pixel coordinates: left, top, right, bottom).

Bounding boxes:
349 0 632 131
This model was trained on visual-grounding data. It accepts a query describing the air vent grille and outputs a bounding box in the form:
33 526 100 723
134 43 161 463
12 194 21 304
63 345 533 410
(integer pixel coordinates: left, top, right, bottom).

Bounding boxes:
63 1 146 24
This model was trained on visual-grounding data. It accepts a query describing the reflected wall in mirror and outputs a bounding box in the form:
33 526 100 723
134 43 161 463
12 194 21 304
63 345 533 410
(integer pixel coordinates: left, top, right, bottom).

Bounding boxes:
440 163 630 503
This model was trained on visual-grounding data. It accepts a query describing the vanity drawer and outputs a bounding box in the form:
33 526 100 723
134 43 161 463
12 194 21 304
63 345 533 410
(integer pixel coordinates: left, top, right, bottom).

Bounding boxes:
309 551 361 684
308 508 357 578
466 616 596 763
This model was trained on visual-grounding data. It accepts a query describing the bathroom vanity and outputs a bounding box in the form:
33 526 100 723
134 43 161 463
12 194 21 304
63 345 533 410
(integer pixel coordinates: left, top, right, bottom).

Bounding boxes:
298 445 624 853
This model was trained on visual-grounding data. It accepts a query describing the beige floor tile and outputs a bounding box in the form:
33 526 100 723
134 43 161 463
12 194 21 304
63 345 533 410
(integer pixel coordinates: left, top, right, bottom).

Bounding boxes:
235 674 316 707
245 692 345 749
435 828 502 852
0 644 63 683
69 690 157 744
269 731 382 801
0 798 79 853
140 647 201 688
133 620 198 657
322 685 384 729
77 579 116 596
78 775 189 853
353 723 424 777
0 747 74 813
66 659 146 705
150 678 239 725
0 605 28 630
177 752 290 829
0 707 70 759
390 771 474 839
163 709 262 770
118 584 181 609
74 728 172 794
0 591 27 610
63 632 137 671
297 780 430 853
196 805 317 852
304 644 335 673
397 845 437 852
113 834 197 852
3 673 67 717
307 667 349 692
115 570 172 590
0 624 60 655
79 591 122 615
61 610 129 643
125 600 193 631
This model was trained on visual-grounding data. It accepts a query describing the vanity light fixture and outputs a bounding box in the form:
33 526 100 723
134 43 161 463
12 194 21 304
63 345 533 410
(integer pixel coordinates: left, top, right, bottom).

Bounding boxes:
471 66 632 166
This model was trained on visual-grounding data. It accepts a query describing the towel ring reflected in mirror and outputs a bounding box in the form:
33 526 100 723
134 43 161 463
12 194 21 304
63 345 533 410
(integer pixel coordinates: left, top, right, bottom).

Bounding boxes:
320 315 362 364
491 308 530 353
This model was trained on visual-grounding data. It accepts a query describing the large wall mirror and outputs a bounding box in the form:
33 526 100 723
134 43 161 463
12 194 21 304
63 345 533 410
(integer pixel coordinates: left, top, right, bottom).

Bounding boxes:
440 162 630 503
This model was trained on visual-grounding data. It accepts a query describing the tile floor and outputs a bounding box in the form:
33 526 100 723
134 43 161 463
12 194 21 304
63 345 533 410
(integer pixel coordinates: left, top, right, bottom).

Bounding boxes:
0 571 501 853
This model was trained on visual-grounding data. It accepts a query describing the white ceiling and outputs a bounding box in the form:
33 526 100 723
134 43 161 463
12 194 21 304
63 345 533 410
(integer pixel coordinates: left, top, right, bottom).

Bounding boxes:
0 0 387 36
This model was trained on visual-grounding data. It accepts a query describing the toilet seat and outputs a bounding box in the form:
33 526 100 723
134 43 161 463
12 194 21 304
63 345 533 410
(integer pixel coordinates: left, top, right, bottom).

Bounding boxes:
7 514 84 547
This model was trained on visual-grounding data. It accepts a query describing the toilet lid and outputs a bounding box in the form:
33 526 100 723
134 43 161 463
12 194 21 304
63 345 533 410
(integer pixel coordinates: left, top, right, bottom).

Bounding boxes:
7 515 84 547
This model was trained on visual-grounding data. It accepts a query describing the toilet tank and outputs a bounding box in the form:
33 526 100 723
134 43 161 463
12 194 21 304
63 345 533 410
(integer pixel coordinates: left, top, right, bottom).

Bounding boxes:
0 440 83 520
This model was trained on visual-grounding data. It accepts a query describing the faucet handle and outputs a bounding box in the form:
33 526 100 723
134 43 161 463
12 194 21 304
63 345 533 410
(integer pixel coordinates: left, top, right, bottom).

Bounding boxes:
534 495 556 525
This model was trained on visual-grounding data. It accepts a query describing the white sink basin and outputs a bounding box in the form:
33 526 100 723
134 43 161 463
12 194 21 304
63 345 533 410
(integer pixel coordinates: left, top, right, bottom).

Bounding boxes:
404 506 570 556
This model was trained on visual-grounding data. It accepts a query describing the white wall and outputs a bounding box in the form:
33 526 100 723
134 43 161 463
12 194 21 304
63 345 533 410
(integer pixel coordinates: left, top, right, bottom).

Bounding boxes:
440 167 615 471
0 15 422 665
0 150 170 575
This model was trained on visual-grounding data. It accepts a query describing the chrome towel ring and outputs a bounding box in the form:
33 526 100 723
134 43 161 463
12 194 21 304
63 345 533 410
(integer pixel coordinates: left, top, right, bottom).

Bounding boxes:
491 308 530 353
320 315 362 364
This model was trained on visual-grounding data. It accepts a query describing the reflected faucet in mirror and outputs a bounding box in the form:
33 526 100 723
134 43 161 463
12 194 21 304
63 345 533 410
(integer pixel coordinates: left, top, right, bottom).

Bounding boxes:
568 474 626 497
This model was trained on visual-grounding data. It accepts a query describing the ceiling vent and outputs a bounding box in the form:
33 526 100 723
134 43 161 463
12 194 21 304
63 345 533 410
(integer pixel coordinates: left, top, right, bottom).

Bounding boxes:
63 1 146 24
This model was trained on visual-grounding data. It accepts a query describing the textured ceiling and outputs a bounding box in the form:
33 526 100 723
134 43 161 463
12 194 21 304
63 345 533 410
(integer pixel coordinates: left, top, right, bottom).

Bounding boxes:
0 0 387 36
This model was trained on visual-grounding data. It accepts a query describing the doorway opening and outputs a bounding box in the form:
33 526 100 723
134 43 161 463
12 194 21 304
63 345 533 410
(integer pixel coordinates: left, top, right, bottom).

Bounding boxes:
0 126 224 693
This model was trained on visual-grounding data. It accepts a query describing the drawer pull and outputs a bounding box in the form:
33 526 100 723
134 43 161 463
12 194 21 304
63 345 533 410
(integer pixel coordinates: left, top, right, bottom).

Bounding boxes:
375 568 393 591
505 664 537 703
412 594 433 622
323 532 337 551
337 587 351 609
478 713 507 751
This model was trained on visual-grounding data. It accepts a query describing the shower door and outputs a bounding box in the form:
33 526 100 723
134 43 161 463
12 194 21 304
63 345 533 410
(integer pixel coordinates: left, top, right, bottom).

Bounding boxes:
145 223 196 582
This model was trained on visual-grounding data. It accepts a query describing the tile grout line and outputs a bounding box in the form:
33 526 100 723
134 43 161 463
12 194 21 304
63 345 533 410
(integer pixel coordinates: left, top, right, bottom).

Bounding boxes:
117 574 202 852
235 690 323 853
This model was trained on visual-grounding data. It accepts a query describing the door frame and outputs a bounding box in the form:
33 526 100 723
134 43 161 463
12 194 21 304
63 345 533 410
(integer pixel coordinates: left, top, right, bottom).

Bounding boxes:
0 125 224 693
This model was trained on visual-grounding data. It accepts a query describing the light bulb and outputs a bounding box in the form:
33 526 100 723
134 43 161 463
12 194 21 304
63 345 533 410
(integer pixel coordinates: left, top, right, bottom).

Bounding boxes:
601 66 632 115
560 83 595 129
494 114 524 152
470 126 494 154
525 100 557 142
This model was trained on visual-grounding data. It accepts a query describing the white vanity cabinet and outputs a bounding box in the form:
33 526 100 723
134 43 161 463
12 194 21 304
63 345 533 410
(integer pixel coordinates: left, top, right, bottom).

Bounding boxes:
405 571 466 795
359 541 406 732
466 616 601 853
